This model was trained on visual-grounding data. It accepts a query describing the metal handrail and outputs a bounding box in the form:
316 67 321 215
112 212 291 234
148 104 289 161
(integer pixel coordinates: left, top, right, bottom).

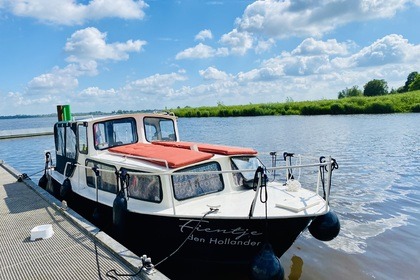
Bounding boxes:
60 157 334 215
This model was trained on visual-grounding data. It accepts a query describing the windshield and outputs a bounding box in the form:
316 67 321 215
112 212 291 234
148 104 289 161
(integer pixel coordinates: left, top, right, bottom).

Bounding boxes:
94 118 137 150
230 156 261 187
172 162 223 200
144 117 176 142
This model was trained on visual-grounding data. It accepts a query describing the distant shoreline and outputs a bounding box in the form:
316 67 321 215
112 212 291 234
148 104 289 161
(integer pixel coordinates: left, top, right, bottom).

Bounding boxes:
172 90 420 117
1 91 419 119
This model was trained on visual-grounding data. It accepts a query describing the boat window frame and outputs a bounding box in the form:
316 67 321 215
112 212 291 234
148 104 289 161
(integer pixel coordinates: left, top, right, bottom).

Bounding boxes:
93 117 138 150
172 161 224 201
125 169 163 203
144 116 177 142
85 160 118 194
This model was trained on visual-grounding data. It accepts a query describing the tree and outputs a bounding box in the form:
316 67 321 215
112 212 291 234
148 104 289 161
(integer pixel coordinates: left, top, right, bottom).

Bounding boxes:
363 79 388 96
338 86 363 99
408 73 420 91
403 71 418 92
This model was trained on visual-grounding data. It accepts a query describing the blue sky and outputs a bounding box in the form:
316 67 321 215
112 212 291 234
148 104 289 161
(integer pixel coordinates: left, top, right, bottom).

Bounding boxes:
0 0 419 116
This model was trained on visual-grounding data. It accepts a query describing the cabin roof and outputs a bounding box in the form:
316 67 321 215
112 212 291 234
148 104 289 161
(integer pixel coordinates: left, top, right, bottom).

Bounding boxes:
67 112 176 124
152 141 257 155
109 143 214 168
108 141 257 168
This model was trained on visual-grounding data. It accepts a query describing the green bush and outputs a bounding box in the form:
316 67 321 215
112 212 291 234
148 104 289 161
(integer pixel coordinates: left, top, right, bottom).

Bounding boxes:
301 104 331 115
343 103 364 114
365 102 394 114
330 103 345 114
411 103 420 112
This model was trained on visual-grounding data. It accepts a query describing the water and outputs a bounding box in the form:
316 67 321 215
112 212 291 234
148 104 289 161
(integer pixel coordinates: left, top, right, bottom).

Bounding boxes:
1 114 419 279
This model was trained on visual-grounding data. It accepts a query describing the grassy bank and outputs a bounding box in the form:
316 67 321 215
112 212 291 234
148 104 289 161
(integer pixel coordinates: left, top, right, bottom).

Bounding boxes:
171 90 420 117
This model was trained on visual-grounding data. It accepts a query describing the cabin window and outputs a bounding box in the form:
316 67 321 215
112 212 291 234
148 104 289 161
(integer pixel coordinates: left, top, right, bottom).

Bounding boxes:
93 118 137 150
127 171 162 203
55 126 65 156
172 162 224 200
230 156 261 188
54 123 78 176
144 117 176 142
78 124 88 154
65 126 77 159
55 125 76 159
85 160 117 193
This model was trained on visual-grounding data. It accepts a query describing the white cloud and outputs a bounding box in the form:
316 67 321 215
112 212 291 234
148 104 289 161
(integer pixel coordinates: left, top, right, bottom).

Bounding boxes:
176 43 214 59
237 67 283 83
219 29 253 55
22 71 189 112
65 27 146 63
332 34 419 68
17 32 418 114
87 0 147 19
69 34 418 111
174 34 419 107
175 43 228 60
174 0 417 59
27 65 79 93
123 72 187 96
292 38 350 56
236 0 414 38
199 67 229 80
248 34 419 82
25 27 145 97
195 29 213 41
4 0 148 25
255 38 276 54
78 87 117 97
6 91 54 107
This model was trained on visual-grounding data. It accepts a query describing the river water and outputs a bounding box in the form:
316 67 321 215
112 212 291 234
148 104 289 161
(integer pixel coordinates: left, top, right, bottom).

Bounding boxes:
0 114 419 279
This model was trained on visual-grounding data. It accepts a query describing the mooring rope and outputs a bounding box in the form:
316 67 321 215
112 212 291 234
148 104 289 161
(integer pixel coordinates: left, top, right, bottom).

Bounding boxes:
319 156 339 200
93 230 145 280
28 169 45 178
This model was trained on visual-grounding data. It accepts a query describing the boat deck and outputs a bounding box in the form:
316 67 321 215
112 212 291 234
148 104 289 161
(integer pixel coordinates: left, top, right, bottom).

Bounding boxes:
0 161 168 280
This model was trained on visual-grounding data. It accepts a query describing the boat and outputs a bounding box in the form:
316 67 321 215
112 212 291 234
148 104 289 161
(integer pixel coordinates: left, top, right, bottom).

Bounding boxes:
39 105 340 278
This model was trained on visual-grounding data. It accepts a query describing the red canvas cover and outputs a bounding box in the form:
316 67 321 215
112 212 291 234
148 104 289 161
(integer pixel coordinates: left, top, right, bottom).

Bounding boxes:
152 141 257 155
109 143 213 168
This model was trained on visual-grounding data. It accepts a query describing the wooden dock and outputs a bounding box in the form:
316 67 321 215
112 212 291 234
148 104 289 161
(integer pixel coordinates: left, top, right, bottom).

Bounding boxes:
0 161 169 279
0 128 53 140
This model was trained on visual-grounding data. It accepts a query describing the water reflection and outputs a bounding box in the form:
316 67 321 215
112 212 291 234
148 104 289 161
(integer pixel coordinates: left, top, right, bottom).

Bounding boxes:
287 255 304 280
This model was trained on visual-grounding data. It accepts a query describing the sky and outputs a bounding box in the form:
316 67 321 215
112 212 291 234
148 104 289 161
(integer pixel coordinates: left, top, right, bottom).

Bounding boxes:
0 0 419 116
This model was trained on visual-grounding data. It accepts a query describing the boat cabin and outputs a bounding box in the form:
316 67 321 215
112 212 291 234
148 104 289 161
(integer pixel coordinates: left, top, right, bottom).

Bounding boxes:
52 112 260 208
54 114 178 172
